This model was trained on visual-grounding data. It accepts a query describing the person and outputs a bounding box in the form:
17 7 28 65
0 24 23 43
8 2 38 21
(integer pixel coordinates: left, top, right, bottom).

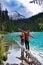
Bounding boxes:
18 28 33 57
18 28 33 50
19 32 25 45
19 33 25 60
25 31 30 51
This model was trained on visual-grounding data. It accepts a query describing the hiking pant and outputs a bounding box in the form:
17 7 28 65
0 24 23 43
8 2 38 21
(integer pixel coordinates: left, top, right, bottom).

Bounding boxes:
25 40 29 51
21 39 24 45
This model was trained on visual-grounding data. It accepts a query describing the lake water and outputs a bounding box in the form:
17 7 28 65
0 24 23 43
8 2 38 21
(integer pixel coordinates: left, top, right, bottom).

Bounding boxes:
5 32 43 51
4 32 43 64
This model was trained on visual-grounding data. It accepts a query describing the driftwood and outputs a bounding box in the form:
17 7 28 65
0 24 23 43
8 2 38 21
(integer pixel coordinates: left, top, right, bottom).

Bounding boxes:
14 40 42 65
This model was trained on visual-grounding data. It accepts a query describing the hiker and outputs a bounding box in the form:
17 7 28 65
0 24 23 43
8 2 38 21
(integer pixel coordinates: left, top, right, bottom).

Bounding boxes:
25 31 30 51
19 32 25 46
18 28 33 50
19 33 25 59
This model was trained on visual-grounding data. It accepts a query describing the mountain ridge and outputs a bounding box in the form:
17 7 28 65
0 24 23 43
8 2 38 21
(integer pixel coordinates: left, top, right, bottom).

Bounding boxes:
0 12 43 33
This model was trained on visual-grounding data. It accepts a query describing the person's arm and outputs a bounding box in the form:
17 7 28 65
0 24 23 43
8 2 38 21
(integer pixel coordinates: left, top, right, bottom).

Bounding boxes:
18 28 25 33
30 35 34 38
29 34 34 38
26 30 30 32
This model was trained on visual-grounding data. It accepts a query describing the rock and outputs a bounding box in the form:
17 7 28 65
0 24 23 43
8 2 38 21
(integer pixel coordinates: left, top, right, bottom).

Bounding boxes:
5 46 9 52
6 63 18 65
6 63 9 65
11 64 18 65
20 63 24 65
2 55 7 61
0 62 4 65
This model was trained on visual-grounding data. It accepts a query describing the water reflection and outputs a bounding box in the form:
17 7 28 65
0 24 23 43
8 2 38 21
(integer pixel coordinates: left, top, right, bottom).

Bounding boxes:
4 42 21 65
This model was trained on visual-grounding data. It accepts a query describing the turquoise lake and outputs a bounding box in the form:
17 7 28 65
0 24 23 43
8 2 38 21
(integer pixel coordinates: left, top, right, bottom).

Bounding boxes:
5 32 43 51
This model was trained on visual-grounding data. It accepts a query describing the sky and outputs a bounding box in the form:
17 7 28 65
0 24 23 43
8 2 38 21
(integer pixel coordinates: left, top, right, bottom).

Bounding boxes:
0 0 43 18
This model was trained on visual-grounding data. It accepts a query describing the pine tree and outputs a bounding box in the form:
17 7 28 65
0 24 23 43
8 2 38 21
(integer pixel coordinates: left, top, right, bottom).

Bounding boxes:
30 0 43 5
0 3 2 16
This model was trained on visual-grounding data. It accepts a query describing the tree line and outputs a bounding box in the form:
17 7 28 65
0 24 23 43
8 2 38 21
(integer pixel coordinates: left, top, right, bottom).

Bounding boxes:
0 3 43 33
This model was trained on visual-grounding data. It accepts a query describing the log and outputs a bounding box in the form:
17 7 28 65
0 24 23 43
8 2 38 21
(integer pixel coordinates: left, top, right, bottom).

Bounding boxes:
14 39 42 65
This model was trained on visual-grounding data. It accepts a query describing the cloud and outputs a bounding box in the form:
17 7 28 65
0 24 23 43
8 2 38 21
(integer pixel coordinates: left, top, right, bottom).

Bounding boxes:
16 5 32 18
1 0 32 18
17 0 42 15
1 0 43 18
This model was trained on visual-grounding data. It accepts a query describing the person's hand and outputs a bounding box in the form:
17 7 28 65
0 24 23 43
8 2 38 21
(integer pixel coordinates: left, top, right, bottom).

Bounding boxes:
18 28 21 30
18 28 25 32
31 36 34 38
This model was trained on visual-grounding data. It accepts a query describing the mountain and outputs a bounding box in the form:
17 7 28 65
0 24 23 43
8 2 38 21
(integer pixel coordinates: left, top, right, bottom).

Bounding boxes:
29 12 43 22
9 11 25 20
0 12 43 33
13 12 43 31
